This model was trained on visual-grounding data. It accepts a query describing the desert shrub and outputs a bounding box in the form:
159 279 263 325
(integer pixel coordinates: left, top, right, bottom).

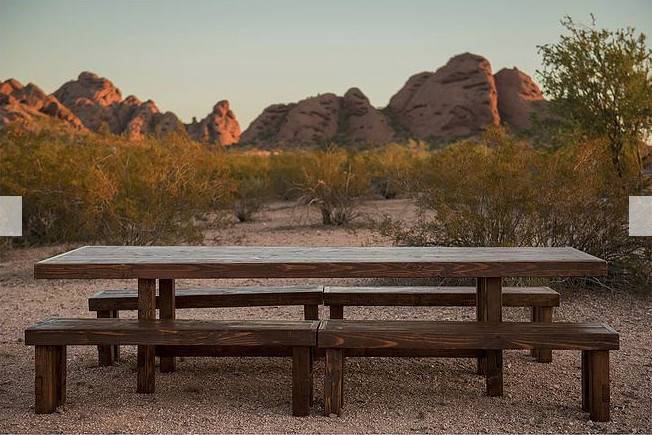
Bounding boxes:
268 151 305 200
225 152 272 222
361 142 427 199
0 126 230 245
293 147 370 225
379 128 651 290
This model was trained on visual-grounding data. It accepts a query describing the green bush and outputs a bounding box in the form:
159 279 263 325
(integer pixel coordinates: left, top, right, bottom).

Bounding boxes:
361 142 427 199
379 128 651 290
225 152 272 222
293 147 370 225
268 151 306 200
0 126 230 245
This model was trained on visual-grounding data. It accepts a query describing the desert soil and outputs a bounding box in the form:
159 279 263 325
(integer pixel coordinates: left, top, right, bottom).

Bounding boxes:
0 199 650 433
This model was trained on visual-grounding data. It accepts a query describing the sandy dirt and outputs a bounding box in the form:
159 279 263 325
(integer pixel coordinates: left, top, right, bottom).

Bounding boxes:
0 199 650 433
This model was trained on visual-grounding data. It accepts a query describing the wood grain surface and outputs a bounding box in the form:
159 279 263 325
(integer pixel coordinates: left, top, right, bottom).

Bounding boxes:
25 318 320 347
323 286 559 307
89 286 324 311
35 246 607 279
317 320 619 351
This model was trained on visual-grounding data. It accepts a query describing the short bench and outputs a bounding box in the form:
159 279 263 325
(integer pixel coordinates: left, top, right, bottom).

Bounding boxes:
88 286 323 366
324 286 560 362
25 318 318 416
318 320 619 421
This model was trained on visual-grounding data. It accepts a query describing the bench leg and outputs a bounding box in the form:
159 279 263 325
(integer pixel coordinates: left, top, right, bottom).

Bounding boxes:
56 346 66 406
476 279 486 375
581 350 591 412
484 277 503 397
329 305 344 320
304 304 319 321
324 349 343 416
303 304 319 405
292 346 312 416
111 310 120 362
327 305 345 406
588 350 610 422
137 278 156 394
535 307 553 363
159 279 176 373
97 310 115 366
529 307 539 359
35 345 65 414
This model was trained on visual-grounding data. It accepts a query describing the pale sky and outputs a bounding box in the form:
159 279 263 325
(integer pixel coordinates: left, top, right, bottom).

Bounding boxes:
1 0 651 128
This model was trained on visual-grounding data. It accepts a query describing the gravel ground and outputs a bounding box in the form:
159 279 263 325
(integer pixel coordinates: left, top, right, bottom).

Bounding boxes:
1 199 651 433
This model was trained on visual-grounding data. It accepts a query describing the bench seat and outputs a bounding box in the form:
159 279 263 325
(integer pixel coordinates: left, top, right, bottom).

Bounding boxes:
318 320 618 421
89 286 324 311
25 318 318 416
324 286 560 363
89 285 561 365
323 286 559 307
89 286 323 366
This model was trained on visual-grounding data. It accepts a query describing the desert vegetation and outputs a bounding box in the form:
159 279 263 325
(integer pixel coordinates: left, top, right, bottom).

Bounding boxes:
2 121 649 289
1 17 650 291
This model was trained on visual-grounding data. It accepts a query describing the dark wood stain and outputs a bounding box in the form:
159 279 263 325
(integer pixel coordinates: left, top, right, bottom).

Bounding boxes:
35 246 607 279
25 318 320 347
89 286 324 311
323 286 559 307
317 320 619 351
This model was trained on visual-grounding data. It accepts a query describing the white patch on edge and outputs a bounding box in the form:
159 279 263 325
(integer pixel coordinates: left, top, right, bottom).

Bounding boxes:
629 196 652 236
0 196 22 236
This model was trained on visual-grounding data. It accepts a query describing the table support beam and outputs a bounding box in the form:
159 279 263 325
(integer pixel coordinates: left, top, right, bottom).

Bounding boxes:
482 277 503 397
137 278 156 394
159 279 176 373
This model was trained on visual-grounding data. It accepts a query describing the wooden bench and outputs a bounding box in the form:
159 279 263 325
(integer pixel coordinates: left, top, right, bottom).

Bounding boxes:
88 286 323 366
324 286 560 363
318 320 619 421
25 318 318 416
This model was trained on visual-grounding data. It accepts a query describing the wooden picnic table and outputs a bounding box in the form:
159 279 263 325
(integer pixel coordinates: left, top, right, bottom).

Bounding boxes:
35 245 607 396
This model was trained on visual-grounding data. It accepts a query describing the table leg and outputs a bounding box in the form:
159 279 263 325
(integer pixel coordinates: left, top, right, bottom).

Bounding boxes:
137 278 156 394
159 279 176 373
483 276 503 397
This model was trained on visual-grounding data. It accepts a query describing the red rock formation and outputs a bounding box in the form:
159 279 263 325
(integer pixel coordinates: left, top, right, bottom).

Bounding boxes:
494 67 549 130
387 53 500 140
53 72 184 139
240 103 295 144
241 88 393 146
3 57 549 146
187 100 241 145
341 87 395 144
0 79 85 130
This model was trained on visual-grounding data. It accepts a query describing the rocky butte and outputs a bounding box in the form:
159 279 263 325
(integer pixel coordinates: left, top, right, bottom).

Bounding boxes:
0 72 241 145
1 53 548 147
240 87 394 146
241 52 549 146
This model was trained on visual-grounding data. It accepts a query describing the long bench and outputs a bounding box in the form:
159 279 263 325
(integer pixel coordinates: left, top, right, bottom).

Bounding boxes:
25 318 318 416
318 320 619 421
88 286 323 366
89 285 560 364
325 286 560 362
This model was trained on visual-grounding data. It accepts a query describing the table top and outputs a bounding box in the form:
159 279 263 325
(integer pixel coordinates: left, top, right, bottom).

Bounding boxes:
34 246 607 279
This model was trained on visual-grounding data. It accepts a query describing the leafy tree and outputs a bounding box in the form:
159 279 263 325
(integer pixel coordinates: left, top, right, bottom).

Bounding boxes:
537 16 652 180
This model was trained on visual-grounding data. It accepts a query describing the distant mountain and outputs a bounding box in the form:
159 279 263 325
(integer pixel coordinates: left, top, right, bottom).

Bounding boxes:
241 52 549 147
0 79 85 131
0 72 241 145
1 53 548 147
240 87 394 147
